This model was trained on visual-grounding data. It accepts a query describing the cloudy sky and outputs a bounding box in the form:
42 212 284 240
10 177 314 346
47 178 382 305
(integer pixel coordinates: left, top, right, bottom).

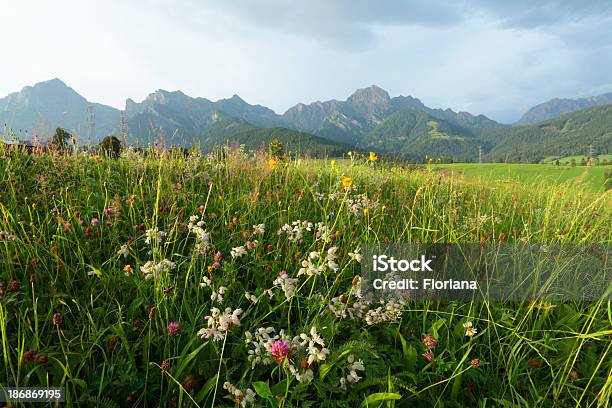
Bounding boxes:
2 0 612 122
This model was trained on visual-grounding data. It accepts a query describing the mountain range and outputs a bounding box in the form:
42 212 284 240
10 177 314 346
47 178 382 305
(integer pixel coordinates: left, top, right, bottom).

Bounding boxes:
516 91 612 125
1 78 611 161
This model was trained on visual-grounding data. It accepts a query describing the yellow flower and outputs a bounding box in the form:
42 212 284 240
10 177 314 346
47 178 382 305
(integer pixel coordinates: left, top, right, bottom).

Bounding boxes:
369 152 378 162
31 203 36 210
207 265 213 274
347 151 353 157
123 265 133 275
363 208 369 216
330 160 336 168
342 177 353 188
268 159 278 170
138 177 144 185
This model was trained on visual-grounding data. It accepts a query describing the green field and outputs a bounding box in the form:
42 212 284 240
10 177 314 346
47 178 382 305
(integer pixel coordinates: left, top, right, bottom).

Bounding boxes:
430 163 611 193
1 146 610 406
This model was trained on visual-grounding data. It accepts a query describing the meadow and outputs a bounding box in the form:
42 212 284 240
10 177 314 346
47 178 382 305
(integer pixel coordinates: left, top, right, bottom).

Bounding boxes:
0 145 611 407
430 163 611 193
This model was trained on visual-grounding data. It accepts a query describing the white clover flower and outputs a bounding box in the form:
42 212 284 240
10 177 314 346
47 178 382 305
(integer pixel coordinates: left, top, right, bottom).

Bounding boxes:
298 259 322 277
140 259 176 280
252 223 265 235
273 271 299 299
348 248 363 263
244 292 258 304
198 307 242 341
144 227 167 245
463 321 477 337
117 244 130 259
200 275 211 288
231 246 247 259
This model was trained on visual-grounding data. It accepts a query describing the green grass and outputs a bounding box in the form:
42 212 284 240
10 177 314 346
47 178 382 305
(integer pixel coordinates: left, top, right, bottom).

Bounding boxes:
0 146 610 407
430 162 611 193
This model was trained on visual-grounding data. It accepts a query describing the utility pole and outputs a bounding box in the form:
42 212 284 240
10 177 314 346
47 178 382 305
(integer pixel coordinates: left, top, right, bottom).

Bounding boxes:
478 146 483 164
87 105 95 142
120 110 128 146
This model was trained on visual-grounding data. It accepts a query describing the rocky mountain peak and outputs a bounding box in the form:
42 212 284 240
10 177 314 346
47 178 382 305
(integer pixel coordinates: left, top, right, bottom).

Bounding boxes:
346 85 391 117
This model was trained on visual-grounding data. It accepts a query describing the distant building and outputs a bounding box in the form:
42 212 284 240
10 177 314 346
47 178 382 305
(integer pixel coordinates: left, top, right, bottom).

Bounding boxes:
1 139 45 154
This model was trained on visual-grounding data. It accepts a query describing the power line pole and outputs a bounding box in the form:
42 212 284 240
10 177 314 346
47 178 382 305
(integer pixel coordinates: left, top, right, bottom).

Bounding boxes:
120 110 128 146
87 105 95 142
478 146 483 164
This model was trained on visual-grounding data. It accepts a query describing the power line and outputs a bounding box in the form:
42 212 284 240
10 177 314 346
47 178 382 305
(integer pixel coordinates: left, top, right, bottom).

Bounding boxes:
87 105 95 141
120 110 128 145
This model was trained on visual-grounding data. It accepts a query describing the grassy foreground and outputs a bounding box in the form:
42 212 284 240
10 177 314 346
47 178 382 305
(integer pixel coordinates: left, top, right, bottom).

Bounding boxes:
430 163 611 193
0 146 611 407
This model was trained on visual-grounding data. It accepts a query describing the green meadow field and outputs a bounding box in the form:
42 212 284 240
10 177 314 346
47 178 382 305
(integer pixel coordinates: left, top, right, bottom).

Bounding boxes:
0 145 610 407
430 163 611 193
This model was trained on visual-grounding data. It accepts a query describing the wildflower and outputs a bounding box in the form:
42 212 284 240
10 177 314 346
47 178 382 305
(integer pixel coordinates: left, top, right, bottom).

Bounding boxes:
231 246 247 259
470 358 481 367
330 160 336 168
144 227 167 245
463 321 477 337
123 264 133 276
200 275 211 288
423 334 438 349
117 244 129 259
197 307 242 341
211 286 227 304
244 292 258 303
90 218 99 227
140 259 176 280
22 350 36 364
423 351 433 362
348 248 363 263
369 151 378 162
0 231 16 241
167 321 180 337
268 159 278 170
298 327 330 365
270 340 290 364
252 223 265 235
52 312 62 326
342 177 353 188
138 177 144 185
273 271 298 299
223 382 256 407
8 280 21 292
342 354 366 385
364 300 404 325
569 370 580 381
160 359 171 371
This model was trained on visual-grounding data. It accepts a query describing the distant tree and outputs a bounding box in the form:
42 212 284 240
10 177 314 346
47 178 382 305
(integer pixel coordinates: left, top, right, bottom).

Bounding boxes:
99 135 122 158
268 139 284 160
579 158 586 166
554 159 560 166
570 159 577 167
51 128 71 150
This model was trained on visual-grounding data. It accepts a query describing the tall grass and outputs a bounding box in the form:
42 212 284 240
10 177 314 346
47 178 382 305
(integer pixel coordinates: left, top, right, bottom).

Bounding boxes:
0 144 610 407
